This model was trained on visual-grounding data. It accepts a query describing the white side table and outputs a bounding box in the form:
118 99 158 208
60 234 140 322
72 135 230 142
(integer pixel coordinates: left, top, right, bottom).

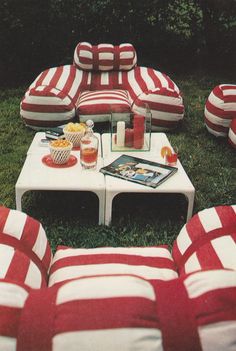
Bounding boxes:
15 133 105 225
101 133 195 226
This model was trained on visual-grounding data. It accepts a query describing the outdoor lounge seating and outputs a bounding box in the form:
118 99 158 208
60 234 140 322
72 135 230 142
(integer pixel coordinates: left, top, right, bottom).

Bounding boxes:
204 84 236 148
20 42 184 131
0 204 235 350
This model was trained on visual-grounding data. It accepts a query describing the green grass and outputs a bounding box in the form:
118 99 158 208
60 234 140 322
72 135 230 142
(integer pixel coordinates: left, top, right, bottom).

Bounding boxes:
0 75 235 252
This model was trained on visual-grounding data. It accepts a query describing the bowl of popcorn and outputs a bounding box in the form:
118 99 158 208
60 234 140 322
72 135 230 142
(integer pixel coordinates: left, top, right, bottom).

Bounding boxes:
63 122 86 148
49 139 73 164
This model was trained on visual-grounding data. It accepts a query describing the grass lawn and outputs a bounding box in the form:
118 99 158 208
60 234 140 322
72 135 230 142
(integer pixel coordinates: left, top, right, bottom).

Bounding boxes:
0 73 235 252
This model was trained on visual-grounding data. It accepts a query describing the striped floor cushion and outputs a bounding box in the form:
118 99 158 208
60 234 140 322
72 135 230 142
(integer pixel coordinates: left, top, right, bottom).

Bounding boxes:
2 270 236 350
0 206 52 287
76 89 131 123
204 84 236 137
228 118 236 148
48 245 178 287
172 205 236 275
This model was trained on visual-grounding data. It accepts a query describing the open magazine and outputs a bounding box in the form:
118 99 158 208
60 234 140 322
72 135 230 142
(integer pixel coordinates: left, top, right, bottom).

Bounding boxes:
100 154 177 188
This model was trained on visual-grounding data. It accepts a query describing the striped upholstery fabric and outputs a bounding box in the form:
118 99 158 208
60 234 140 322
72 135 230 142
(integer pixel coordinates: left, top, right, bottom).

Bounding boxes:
1 271 236 350
74 42 137 71
20 65 88 129
228 118 236 148
48 245 178 287
76 89 131 122
0 206 52 287
204 84 236 137
172 205 236 275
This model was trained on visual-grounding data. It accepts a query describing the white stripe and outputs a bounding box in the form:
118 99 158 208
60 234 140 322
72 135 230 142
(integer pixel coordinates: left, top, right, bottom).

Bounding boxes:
3 210 26 240
79 99 129 106
49 264 177 286
0 336 16 351
211 236 236 269
224 102 236 111
55 66 71 91
32 224 47 260
208 91 224 107
184 252 201 274
24 261 42 289
205 108 231 126
184 270 236 298
175 226 192 254
139 67 157 90
199 321 236 351
68 69 84 99
53 328 163 351
0 282 28 307
127 70 144 96
52 246 174 261
0 245 14 277
56 275 155 304
198 207 222 232
100 72 109 85
41 67 57 86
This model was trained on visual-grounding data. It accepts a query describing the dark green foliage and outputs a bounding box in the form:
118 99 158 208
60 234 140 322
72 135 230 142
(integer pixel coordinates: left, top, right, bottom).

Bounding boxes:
0 0 235 87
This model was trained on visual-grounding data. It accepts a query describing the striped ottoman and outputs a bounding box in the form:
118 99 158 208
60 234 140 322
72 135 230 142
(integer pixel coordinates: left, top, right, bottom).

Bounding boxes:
76 89 131 122
0 206 52 288
172 205 236 275
48 245 178 287
1 270 236 350
204 84 236 137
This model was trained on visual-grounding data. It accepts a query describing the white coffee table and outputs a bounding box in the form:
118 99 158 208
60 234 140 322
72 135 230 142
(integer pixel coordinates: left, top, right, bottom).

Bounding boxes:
101 133 195 226
15 133 105 225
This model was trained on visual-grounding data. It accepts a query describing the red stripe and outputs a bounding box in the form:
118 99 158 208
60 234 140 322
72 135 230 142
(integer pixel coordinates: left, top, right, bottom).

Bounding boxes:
193 287 236 326
0 233 48 281
0 206 10 232
155 279 202 351
205 117 229 133
35 69 51 87
58 66 77 100
17 288 56 351
21 101 74 113
49 254 176 275
55 297 158 333
228 136 236 148
21 216 39 250
162 73 175 90
205 100 227 118
49 66 64 87
78 103 130 114
147 68 162 89
5 251 32 285
22 117 74 128
215 206 236 227
135 98 184 114
213 85 224 100
0 306 21 337
178 226 236 270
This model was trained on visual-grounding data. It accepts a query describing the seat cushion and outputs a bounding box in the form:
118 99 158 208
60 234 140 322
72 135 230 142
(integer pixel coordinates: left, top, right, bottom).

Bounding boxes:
48 245 178 287
74 42 137 71
172 205 236 275
76 89 132 122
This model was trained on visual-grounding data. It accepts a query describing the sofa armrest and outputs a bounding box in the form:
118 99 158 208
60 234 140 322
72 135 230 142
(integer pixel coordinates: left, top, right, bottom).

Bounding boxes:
20 65 87 130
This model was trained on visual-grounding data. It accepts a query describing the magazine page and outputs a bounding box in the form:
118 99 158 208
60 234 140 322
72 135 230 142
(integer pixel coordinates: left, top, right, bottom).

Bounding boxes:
100 154 177 188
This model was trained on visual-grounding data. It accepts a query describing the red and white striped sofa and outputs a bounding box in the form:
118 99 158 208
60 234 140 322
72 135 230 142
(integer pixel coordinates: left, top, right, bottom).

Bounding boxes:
0 204 235 350
20 42 184 131
204 84 236 148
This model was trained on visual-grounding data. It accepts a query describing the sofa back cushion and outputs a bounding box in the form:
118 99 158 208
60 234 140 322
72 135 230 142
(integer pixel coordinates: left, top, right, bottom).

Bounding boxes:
74 42 137 71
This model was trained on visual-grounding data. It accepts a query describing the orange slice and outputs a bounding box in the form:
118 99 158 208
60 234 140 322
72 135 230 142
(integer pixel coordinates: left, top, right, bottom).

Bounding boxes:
160 146 172 158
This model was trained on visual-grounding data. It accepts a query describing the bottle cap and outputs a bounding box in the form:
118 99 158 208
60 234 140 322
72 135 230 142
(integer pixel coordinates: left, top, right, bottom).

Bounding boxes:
86 120 94 128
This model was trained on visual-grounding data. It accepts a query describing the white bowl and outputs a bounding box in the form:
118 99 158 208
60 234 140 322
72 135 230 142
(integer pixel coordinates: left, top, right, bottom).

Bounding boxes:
63 129 85 148
49 141 73 164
